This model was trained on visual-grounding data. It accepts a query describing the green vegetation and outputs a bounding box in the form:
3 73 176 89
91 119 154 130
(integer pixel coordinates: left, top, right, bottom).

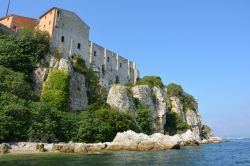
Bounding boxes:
164 112 191 135
135 103 153 135
41 70 70 112
166 83 184 98
77 104 137 143
72 56 87 74
0 28 50 75
137 76 164 88
166 83 197 112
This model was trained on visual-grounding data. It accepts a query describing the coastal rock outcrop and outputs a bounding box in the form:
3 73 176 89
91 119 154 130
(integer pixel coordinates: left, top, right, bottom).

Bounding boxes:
152 87 168 133
0 143 9 154
107 85 136 112
185 109 202 136
169 97 185 120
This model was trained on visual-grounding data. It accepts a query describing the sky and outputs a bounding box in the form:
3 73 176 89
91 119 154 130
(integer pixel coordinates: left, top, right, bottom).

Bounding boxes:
0 0 250 138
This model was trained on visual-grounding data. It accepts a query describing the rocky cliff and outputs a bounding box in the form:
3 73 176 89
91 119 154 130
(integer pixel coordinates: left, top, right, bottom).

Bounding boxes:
33 54 88 112
106 84 213 140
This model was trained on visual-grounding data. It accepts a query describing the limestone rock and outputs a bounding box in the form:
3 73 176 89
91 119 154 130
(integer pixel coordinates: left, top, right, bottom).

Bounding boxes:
73 143 87 153
201 125 213 139
107 85 136 112
169 97 185 120
132 85 156 113
208 137 222 143
185 109 202 136
180 129 200 146
69 71 88 111
85 143 107 153
36 143 45 152
153 87 168 133
0 143 9 154
106 130 180 151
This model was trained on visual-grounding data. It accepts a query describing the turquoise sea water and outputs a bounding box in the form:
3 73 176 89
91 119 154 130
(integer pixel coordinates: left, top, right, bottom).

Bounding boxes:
0 139 250 166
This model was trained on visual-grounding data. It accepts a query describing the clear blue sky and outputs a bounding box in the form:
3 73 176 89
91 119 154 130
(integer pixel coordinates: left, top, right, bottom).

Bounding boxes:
1 0 250 138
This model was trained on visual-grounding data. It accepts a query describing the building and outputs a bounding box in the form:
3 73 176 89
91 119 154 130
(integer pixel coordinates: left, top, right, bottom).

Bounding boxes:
0 14 38 32
0 7 139 89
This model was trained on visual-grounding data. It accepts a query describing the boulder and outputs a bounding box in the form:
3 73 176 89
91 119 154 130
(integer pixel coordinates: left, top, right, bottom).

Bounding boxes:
51 144 64 152
107 85 136 112
59 144 75 153
0 143 9 154
180 129 200 146
73 143 87 153
36 143 45 152
208 137 222 143
85 143 107 153
106 130 180 151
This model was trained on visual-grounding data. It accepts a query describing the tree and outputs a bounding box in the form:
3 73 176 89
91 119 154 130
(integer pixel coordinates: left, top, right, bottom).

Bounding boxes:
0 28 50 75
0 65 35 100
0 93 31 141
136 105 153 135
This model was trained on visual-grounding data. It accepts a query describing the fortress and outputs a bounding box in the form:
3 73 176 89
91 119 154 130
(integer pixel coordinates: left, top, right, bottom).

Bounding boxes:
0 7 139 89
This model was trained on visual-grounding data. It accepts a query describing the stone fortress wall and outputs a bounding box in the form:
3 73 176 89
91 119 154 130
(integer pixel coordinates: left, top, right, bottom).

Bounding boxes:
0 7 139 90
41 7 139 89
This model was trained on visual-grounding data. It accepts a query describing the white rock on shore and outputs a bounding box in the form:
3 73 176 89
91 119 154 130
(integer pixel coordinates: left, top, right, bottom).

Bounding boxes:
0 130 221 155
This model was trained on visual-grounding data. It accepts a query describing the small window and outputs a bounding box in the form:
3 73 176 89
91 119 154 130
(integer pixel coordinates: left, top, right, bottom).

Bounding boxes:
94 51 97 56
61 36 64 42
120 63 122 68
49 21 51 25
7 17 9 21
78 43 81 49
57 10 60 17
107 57 110 62
45 16 46 19
43 25 45 28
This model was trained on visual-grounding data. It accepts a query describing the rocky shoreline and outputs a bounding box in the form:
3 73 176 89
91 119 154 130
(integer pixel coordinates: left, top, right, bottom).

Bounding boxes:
0 130 222 155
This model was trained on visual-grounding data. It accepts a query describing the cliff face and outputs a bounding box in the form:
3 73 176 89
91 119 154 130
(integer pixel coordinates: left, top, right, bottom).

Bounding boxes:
33 54 88 112
106 84 213 139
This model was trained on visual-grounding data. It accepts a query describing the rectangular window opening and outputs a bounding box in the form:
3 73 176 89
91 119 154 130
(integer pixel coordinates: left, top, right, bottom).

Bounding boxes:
61 36 64 42
78 43 81 49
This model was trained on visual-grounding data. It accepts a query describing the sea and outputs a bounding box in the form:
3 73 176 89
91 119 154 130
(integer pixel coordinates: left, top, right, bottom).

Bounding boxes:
0 139 250 166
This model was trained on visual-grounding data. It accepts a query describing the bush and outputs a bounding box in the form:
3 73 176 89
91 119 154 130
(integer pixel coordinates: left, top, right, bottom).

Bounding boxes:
0 28 50 75
71 56 87 74
77 104 137 143
182 93 197 112
28 102 58 142
136 104 153 135
41 70 69 112
0 93 31 142
137 76 164 88
166 83 184 98
0 65 35 100
164 112 191 135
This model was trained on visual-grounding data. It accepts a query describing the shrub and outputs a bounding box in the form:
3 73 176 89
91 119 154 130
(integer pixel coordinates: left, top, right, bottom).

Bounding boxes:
136 104 153 135
77 104 137 143
0 28 50 75
0 93 31 142
28 102 58 142
0 65 35 100
71 56 87 74
41 70 69 112
182 93 197 112
137 76 164 88
164 112 191 135
166 83 184 98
